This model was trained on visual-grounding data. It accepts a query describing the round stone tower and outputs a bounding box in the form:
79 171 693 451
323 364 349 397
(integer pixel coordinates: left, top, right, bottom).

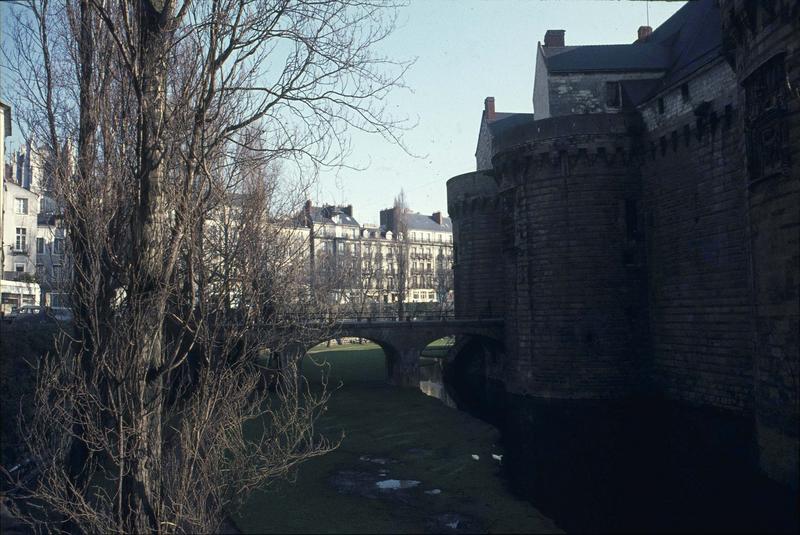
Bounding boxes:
446 171 505 319
490 114 646 399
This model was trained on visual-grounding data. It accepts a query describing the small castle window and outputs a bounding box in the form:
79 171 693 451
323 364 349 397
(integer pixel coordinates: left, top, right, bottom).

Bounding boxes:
605 81 621 108
681 83 690 103
658 97 665 114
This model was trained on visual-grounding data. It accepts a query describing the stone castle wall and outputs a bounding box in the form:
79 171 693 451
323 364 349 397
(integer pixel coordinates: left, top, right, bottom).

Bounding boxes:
490 114 646 399
447 171 505 319
446 1 799 487
639 58 754 412
721 0 799 488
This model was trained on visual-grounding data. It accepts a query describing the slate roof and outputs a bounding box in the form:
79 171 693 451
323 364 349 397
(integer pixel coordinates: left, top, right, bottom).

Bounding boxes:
542 43 671 73
541 0 723 95
488 113 536 135
405 212 452 232
476 111 535 162
644 0 722 91
307 206 360 227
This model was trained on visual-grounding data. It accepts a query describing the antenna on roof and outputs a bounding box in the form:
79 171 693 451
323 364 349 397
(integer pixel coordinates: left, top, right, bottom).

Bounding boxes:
646 1 650 27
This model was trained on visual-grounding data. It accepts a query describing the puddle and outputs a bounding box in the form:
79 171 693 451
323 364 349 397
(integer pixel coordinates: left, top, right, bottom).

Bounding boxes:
428 512 480 532
375 479 420 490
424 489 442 495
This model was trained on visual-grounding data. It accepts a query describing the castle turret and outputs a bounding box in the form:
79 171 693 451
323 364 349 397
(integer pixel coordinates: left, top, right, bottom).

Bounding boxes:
447 171 505 321
490 113 646 399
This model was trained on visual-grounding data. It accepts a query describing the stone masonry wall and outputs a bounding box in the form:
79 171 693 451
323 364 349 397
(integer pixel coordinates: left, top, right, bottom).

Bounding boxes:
639 58 755 412
447 171 505 319
548 72 662 117
446 0 799 489
491 114 646 399
721 0 799 488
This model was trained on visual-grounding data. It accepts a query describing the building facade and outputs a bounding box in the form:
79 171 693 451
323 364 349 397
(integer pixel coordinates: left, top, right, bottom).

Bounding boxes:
1 141 66 312
1 180 41 312
299 202 453 313
447 0 798 489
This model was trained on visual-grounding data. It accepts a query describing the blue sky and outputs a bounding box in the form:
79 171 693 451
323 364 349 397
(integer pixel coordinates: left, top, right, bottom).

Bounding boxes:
1 0 686 225
315 0 686 224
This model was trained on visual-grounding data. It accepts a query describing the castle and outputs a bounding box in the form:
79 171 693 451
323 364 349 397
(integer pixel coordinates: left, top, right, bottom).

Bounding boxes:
447 0 798 494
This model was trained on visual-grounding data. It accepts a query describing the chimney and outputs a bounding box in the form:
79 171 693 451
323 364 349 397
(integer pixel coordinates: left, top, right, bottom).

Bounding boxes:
544 29 565 48
484 96 496 122
342 204 353 217
432 211 443 225
637 25 652 42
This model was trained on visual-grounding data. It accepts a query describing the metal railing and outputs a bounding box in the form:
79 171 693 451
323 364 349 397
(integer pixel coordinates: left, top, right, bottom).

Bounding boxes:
274 312 501 323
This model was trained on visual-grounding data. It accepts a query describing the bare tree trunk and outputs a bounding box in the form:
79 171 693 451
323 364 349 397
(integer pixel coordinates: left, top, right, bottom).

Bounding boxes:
4 0 411 531
64 4 98 527
393 190 409 320
122 1 175 529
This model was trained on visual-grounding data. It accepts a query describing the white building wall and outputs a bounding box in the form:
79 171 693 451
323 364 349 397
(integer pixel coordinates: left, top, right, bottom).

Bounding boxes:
533 46 551 119
2 181 39 277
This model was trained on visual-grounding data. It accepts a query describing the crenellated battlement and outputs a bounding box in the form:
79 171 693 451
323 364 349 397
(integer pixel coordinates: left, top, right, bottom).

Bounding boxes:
491 113 639 159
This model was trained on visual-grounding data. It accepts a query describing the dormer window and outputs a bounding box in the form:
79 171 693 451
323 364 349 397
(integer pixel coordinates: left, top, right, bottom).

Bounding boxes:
605 81 621 108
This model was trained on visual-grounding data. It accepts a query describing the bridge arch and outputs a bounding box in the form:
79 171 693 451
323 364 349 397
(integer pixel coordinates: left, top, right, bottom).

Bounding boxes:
308 319 505 387
441 335 506 418
299 334 403 386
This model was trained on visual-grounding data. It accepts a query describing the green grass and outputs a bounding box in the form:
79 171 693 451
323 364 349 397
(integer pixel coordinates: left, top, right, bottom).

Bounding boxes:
420 336 454 359
235 344 559 534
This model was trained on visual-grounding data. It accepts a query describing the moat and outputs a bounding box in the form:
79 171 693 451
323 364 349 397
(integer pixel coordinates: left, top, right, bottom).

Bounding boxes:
235 342 558 533
235 342 798 534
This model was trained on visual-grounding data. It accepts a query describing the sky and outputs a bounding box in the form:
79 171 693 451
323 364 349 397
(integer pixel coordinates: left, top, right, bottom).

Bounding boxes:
314 0 687 225
1 0 686 226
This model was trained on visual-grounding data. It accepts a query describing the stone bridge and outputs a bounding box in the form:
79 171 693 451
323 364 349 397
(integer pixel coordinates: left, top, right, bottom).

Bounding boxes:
296 318 504 387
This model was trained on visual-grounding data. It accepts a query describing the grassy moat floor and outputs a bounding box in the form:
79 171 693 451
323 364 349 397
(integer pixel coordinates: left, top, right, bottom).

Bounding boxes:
234 343 559 534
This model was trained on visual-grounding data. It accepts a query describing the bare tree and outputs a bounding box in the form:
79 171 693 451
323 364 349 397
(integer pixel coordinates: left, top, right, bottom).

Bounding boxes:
435 246 453 317
390 189 409 320
345 235 383 318
1 0 410 532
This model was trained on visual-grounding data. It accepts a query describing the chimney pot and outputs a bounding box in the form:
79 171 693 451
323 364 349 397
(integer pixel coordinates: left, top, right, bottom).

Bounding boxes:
637 25 653 42
432 211 443 225
544 29 565 47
